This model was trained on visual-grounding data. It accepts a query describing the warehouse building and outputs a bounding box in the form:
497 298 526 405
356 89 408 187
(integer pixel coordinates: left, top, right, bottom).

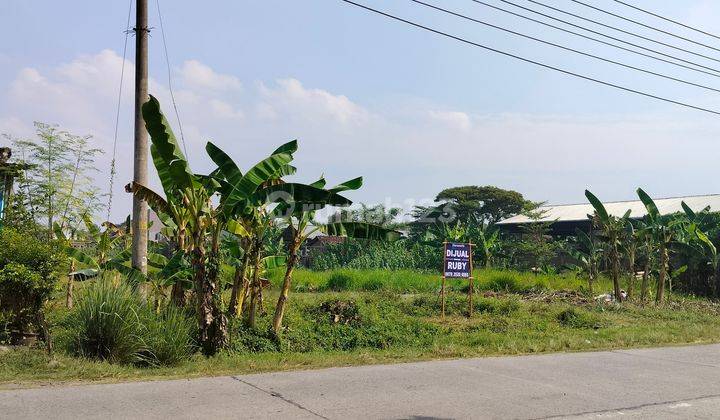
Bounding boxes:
496 194 720 237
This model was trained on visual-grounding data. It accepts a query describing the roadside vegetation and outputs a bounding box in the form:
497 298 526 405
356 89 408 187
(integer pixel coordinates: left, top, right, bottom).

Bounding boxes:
2 97 720 386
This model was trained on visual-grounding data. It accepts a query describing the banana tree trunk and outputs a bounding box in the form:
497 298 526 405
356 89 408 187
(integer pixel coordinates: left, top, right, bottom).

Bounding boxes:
656 244 668 305
171 232 187 307
627 249 636 300
641 260 650 303
228 239 250 317
228 265 244 317
66 260 75 309
612 245 622 303
193 229 227 355
273 241 300 333
247 241 262 328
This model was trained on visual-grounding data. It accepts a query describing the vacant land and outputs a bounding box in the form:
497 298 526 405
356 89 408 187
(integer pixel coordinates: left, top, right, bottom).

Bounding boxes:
3 268 720 387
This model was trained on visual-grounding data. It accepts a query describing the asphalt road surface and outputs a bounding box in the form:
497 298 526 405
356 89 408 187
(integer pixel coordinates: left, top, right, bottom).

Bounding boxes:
3 344 720 419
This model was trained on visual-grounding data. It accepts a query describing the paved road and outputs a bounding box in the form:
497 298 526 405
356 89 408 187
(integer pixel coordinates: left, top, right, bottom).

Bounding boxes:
3 344 720 419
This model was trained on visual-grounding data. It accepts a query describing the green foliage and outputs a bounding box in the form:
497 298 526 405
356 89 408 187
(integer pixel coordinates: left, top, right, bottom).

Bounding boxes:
266 268 589 295
230 295 439 354
8 122 103 234
327 273 354 291
486 273 531 293
0 229 62 335
310 239 440 271
435 185 529 224
64 280 147 364
64 280 194 366
556 308 605 329
144 306 196 366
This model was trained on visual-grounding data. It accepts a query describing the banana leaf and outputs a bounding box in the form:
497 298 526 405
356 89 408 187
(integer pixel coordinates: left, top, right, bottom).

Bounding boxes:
82 213 100 237
272 139 298 156
65 246 99 269
126 182 171 217
329 176 363 193
142 95 194 190
585 190 609 223
206 142 243 186
252 183 352 207
262 255 287 270
636 188 660 221
321 222 401 241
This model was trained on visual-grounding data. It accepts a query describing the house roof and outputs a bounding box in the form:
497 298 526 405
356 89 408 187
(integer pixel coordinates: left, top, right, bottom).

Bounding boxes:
497 194 720 225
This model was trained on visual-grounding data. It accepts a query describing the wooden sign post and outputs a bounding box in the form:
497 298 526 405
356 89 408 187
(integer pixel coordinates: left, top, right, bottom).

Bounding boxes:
442 241 474 318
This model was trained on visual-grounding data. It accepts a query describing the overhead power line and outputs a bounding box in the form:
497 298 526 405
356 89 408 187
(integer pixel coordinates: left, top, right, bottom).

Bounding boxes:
526 0 720 65
155 0 189 157
469 0 720 80
497 0 720 76
336 0 720 116
570 0 720 53
107 0 134 221
409 0 720 93
613 0 720 42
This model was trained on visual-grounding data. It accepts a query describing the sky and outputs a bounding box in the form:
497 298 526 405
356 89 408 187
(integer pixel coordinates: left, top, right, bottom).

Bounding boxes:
1 0 720 221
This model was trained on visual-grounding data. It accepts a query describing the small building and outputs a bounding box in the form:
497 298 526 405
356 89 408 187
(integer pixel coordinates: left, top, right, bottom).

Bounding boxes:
281 224 346 266
497 194 720 237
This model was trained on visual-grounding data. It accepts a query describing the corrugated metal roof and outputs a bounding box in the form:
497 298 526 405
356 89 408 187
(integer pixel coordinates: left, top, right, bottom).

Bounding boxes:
497 194 720 225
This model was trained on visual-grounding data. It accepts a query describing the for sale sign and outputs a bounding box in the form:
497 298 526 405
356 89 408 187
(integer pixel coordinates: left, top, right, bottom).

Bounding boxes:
444 242 472 278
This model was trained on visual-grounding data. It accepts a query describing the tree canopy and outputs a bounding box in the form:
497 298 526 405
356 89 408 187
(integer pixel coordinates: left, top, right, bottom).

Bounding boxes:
435 185 528 224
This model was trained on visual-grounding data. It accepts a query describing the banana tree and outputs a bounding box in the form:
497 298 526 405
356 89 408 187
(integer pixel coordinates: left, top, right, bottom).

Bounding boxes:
565 228 603 294
128 95 230 355
634 219 654 303
474 223 501 269
53 221 145 307
621 221 641 299
585 190 631 303
682 202 719 296
271 175 401 333
205 139 354 328
637 188 688 304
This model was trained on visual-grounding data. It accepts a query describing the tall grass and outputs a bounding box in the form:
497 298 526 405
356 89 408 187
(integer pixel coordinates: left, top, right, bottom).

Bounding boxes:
64 279 195 366
266 268 611 294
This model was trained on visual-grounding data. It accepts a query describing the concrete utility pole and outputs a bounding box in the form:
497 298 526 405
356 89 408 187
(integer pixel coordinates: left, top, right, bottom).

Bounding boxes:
131 0 149 275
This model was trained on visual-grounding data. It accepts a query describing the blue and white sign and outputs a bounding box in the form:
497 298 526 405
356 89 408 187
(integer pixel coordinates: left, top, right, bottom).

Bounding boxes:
444 242 472 278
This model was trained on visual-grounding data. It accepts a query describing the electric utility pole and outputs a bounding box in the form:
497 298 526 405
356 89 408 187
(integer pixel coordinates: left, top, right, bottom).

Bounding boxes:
131 0 149 275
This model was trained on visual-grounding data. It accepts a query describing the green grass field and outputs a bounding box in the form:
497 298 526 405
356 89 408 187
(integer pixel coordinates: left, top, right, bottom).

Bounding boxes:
2 268 719 387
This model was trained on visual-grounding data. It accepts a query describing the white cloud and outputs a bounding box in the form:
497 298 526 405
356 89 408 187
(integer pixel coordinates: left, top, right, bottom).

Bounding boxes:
179 60 242 92
259 78 370 126
428 110 471 131
2 49 720 222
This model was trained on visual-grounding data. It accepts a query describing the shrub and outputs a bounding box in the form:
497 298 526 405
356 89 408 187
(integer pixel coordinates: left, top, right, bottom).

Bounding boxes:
326 273 354 291
143 306 196 366
361 277 385 291
65 280 146 364
310 240 440 271
65 280 194 366
0 229 62 340
230 324 279 353
556 308 604 329
487 274 521 292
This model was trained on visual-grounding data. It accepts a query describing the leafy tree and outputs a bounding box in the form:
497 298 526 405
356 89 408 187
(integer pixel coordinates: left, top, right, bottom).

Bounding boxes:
435 185 528 224
8 123 103 237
